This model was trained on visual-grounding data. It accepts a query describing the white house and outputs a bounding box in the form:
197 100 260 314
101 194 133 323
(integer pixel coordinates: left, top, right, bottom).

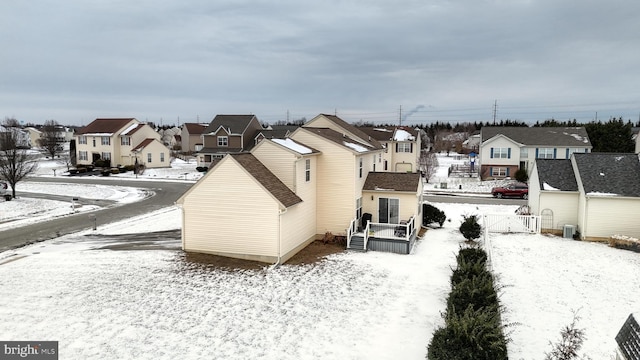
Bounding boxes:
529 152 640 240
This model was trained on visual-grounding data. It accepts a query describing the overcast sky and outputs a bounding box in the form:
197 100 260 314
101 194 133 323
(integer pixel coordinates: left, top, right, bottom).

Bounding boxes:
2 0 640 126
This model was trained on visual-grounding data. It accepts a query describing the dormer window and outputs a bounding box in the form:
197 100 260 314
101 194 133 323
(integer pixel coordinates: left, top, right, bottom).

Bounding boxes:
218 136 228 147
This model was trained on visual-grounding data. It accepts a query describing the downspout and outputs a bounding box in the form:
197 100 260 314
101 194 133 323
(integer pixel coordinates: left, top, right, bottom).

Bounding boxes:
274 207 288 267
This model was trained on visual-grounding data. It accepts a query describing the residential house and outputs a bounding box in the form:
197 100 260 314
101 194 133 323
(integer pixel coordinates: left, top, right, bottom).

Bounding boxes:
24 127 42 149
254 125 300 146
0 126 31 148
480 126 592 180
197 115 263 167
75 118 172 169
359 126 422 172
180 123 208 153
529 153 640 240
158 127 180 150
177 114 424 263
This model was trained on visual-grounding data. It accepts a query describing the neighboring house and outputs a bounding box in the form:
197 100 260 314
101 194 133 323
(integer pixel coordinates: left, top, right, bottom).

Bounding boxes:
632 127 640 154
24 127 42 148
479 126 592 180
529 153 640 240
177 114 424 263
197 115 263 167
463 131 481 151
359 126 422 172
158 127 180 149
254 125 299 146
180 123 208 153
75 118 172 168
0 126 31 148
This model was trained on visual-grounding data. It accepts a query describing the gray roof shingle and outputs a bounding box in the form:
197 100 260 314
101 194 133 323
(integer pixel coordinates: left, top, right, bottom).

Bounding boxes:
300 127 383 152
204 115 258 135
363 172 421 192
535 159 578 191
481 127 592 147
573 153 640 197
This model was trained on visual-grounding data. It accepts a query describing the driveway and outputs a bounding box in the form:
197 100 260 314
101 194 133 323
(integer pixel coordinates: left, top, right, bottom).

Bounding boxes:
0 177 193 252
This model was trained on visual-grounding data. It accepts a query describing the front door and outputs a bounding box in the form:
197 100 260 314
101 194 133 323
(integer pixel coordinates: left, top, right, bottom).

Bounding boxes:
378 198 399 224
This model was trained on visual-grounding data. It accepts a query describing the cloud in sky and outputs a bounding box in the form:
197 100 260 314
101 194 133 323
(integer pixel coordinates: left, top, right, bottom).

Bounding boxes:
2 0 640 126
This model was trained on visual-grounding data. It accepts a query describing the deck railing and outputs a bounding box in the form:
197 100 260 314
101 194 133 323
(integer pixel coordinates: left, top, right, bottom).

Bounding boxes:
367 216 416 241
346 218 357 248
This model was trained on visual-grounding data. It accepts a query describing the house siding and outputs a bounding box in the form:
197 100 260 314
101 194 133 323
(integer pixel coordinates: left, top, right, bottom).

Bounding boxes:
291 129 356 235
181 158 279 259
363 191 420 224
252 141 298 190
583 197 640 240
539 192 579 231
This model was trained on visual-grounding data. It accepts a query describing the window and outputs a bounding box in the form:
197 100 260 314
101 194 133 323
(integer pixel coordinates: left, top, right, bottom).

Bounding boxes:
160 153 165 162
356 197 362 220
101 137 110 146
359 157 363 178
305 159 310 182
491 167 507 177
491 147 510 158
101 152 111 160
78 136 87 145
520 147 528 159
147 153 152 163
537 148 555 159
78 151 88 161
384 160 388 171
121 136 130 146
397 143 412 153
92 138 96 147
217 136 228 147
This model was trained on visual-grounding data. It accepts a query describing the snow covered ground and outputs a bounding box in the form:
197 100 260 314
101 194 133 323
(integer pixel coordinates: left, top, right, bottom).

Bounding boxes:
0 153 637 359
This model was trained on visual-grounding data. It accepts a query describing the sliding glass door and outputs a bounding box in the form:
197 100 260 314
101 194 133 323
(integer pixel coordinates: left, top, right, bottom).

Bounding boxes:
378 198 399 224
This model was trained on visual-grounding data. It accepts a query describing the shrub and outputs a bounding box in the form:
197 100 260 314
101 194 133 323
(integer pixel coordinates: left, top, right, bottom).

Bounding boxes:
423 204 446 227
428 306 508 360
110 168 120 174
94 159 110 168
456 247 487 266
544 311 588 360
459 214 481 241
124 165 135 171
450 257 488 286
447 273 498 314
514 168 529 183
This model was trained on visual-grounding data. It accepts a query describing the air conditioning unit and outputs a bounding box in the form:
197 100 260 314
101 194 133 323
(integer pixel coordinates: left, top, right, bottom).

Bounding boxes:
563 224 575 238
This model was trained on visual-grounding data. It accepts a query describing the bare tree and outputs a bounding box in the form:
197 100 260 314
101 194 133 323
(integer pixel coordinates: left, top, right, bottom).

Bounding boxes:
0 118 38 198
37 119 64 159
419 150 438 183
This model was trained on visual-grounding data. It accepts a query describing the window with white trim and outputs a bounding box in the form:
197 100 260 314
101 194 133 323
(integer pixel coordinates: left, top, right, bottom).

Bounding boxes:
121 136 130 146
101 136 110 146
356 197 362 220
305 159 310 182
491 167 507 177
147 153 152 163
160 153 165 162
79 136 87 145
78 151 88 161
101 152 111 160
520 147 528 159
217 136 228 147
359 157 363 178
397 143 412 153
492 147 510 158
537 148 555 159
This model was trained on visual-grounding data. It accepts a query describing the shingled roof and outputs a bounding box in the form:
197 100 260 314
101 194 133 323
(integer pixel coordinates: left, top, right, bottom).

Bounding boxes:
308 114 383 149
300 127 381 153
231 153 302 207
359 126 419 142
481 127 592 147
183 123 208 134
535 159 578 191
363 172 421 192
77 118 136 135
573 153 640 197
203 115 258 135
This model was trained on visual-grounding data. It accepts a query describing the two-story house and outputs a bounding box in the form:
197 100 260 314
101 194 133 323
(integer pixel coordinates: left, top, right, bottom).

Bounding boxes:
177 114 424 264
479 126 592 180
180 123 208 153
197 115 263 167
75 118 171 169
359 126 422 172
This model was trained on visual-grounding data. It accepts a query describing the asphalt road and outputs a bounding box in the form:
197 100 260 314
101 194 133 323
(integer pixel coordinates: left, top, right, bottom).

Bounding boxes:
424 192 527 206
0 177 194 252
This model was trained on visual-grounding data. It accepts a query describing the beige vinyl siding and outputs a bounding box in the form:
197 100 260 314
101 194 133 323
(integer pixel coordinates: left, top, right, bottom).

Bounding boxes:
305 115 369 147
363 191 419 224
528 165 542 214
583 197 640 239
181 157 279 258
252 141 297 190
291 130 356 235
539 192 579 230
141 140 170 168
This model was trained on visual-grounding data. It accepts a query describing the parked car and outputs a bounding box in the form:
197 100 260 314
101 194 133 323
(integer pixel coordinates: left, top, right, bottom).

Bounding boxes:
491 182 528 199
0 181 10 200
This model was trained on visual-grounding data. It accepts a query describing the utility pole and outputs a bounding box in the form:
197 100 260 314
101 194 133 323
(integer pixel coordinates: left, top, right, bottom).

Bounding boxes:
286 110 289 123
399 105 402 126
492 100 498 125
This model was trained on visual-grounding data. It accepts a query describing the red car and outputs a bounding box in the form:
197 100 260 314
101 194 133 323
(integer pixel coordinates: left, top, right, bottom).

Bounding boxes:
491 182 528 199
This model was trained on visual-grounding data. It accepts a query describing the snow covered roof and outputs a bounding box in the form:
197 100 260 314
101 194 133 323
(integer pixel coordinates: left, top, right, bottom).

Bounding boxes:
481 126 592 147
393 129 415 141
363 172 421 192
271 138 315 154
342 141 370 153
300 127 380 153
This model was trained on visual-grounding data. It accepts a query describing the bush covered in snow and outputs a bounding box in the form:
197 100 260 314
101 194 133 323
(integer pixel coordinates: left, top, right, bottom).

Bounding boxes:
423 204 446 228
428 246 508 360
459 214 481 241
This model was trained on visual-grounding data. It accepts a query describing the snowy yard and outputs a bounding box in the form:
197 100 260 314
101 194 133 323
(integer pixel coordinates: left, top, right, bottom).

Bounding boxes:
0 153 638 359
